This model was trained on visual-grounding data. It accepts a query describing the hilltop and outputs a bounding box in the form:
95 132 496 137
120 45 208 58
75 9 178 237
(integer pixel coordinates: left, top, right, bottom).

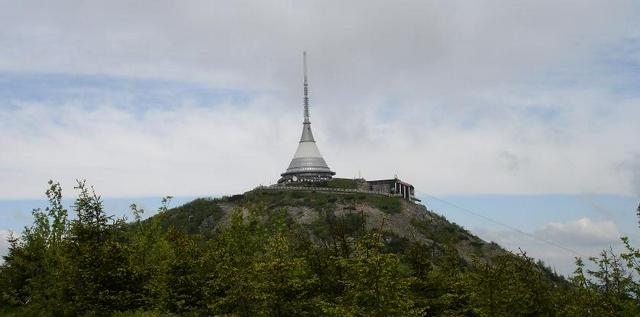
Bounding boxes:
159 184 506 266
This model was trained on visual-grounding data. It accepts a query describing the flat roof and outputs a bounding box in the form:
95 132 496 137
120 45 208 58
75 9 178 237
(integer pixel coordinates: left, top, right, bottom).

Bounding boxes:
366 178 414 187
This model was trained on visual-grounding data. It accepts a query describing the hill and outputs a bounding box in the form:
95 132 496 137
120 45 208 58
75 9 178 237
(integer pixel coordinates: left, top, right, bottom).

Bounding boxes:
159 187 506 266
3 180 639 316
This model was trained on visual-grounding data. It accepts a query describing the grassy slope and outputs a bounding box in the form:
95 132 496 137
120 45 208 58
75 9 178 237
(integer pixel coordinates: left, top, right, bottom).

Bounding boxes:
158 188 505 265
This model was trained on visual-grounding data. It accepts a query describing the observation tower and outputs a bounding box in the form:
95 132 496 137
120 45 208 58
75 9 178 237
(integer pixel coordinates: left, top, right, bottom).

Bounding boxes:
279 52 335 183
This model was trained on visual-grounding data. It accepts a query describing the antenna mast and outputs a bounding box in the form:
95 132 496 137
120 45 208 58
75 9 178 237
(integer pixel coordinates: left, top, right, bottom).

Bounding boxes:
303 51 310 124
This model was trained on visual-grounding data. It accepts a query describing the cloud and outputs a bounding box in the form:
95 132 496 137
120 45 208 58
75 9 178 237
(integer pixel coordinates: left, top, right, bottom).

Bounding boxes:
618 153 640 196
498 151 528 174
0 94 295 198
0 1 636 94
476 217 625 275
1 74 640 198
0 229 11 258
535 218 621 246
1 2 640 198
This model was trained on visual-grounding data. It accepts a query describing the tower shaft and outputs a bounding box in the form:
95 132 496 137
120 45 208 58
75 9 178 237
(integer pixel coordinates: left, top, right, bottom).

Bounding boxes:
303 51 310 124
279 52 335 183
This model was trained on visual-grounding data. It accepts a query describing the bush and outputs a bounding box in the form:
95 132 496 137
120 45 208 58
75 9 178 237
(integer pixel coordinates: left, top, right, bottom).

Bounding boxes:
366 195 402 214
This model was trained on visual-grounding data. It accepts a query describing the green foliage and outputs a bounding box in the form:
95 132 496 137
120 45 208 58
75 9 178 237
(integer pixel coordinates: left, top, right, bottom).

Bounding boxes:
159 197 223 235
556 202 640 315
0 181 73 314
66 180 145 315
112 311 175 317
326 232 420 316
206 207 318 316
411 218 469 247
245 188 403 217
244 189 335 210
316 211 366 239
365 195 402 214
325 178 360 189
471 251 560 316
2 182 640 316
281 178 360 190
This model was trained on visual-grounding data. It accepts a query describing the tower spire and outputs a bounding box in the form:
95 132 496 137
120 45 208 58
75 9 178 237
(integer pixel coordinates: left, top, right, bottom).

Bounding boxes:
303 51 310 124
279 51 335 183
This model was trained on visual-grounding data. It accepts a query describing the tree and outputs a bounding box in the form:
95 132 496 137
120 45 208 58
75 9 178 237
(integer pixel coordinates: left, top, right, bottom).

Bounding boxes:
561 202 640 315
0 181 72 315
126 197 175 310
66 180 144 314
321 231 420 317
472 251 558 316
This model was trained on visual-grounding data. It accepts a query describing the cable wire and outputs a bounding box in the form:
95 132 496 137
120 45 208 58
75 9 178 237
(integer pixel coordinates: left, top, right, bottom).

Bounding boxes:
420 192 587 258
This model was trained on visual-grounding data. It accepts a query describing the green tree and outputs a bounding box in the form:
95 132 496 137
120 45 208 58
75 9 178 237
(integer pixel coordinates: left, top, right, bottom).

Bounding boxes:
126 198 175 311
205 206 318 316
0 181 72 315
410 246 479 317
66 180 143 315
472 251 558 316
320 231 419 317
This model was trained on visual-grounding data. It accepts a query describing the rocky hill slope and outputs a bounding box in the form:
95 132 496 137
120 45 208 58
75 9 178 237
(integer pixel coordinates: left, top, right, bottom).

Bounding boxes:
159 187 506 265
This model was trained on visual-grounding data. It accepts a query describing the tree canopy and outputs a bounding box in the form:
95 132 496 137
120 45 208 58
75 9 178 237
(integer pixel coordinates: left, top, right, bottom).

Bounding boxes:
1 181 639 316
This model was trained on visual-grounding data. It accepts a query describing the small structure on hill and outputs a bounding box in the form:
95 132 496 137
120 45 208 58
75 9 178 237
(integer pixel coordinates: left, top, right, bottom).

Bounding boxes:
279 52 335 183
365 177 419 202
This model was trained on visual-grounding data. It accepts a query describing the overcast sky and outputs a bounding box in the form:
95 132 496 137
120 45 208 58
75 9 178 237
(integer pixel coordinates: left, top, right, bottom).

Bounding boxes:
1 0 640 274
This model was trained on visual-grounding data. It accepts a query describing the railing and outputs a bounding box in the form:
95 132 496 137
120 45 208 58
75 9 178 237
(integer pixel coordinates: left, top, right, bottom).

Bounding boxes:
254 184 408 199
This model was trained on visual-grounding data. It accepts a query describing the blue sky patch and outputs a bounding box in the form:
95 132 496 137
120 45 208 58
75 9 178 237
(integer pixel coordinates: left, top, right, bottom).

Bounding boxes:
0 72 263 114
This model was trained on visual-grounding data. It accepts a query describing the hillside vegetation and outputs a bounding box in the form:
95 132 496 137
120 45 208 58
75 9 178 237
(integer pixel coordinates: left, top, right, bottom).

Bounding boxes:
1 181 640 316
161 188 502 266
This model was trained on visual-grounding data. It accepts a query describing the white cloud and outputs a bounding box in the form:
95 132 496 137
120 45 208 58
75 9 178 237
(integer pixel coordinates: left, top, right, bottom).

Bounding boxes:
0 98 295 198
2 83 640 198
0 90 638 199
0 1 636 94
618 153 640 196
476 217 627 275
0 1 640 198
535 218 621 246
0 229 11 258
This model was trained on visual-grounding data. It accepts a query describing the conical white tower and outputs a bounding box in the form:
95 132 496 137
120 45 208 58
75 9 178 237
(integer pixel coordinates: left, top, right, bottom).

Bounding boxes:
279 52 335 183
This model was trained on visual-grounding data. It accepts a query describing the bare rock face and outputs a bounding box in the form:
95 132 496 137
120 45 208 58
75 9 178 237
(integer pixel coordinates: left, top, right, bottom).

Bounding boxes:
161 189 507 264
287 206 319 225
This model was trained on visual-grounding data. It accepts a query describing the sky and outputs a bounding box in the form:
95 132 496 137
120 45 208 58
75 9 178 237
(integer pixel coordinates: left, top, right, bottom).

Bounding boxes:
1 0 640 275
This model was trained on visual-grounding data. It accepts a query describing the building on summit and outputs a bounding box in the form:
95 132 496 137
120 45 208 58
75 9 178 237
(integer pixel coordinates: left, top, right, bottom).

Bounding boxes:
277 52 418 203
279 52 335 183
366 178 417 201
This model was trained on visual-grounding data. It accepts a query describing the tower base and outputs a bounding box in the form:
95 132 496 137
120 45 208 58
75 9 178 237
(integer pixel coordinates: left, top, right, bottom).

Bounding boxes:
278 171 335 184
